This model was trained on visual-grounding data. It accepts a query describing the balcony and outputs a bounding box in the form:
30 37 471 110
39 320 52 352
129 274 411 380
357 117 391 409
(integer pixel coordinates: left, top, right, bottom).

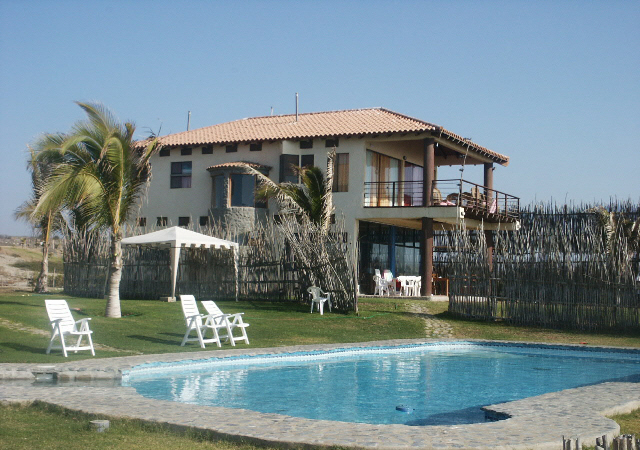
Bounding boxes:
363 179 519 222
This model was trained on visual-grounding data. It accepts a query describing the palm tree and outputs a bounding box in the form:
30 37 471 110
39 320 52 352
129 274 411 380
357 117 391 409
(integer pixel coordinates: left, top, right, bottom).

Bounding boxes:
33 102 160 317
14 146 65 293
248 149 335 233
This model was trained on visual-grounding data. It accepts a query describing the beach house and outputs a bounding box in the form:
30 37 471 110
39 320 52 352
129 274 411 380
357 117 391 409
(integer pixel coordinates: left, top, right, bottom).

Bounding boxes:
136 108 519 295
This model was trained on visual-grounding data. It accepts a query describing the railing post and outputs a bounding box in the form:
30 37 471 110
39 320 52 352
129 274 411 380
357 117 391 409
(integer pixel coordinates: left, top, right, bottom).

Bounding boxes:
392 182 396 207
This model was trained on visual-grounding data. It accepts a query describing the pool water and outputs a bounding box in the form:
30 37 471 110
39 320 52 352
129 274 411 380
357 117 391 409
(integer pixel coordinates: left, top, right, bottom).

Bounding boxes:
123 342 640 426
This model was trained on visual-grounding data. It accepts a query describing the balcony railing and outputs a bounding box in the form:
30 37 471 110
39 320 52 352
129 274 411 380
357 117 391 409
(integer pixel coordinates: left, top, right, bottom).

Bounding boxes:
363 179 519 220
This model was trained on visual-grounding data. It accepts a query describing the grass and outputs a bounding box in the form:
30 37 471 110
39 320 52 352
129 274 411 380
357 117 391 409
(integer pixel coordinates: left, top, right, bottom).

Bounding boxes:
1 290 639 448
0 402 268 450
0 293 425 363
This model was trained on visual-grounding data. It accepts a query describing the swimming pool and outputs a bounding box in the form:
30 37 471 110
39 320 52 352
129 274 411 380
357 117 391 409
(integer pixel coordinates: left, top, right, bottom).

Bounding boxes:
122 341 640 426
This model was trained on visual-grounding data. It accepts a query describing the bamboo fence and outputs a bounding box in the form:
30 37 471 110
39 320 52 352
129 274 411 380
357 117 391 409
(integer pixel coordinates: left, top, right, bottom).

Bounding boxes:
62 216 357 311
449 201 640 331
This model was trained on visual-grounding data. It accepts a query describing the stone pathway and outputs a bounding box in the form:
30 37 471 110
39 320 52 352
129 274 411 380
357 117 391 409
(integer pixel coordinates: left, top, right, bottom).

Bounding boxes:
1 340 639 449
406 301 454 339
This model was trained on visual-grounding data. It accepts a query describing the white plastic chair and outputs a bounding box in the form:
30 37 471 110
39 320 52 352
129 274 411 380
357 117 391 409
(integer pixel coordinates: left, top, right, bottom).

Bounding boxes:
201 300 250 345
373 275 390 296
179 294 229 348
45 299 95 357
307 286 331 315
397 276 410 296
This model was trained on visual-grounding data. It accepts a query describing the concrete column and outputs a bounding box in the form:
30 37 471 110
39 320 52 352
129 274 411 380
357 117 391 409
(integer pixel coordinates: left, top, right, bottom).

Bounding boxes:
389 226 397 277
420 217 434 296
484 163 494 199
423 139 435 206
485 230 494 271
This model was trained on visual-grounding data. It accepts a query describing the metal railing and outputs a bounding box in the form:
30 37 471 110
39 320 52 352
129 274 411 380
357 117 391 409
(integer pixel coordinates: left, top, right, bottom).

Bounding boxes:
363 179 520 220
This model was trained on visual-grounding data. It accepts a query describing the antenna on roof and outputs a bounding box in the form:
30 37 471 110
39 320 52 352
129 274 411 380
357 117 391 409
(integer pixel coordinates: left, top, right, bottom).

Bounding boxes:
270 106 274 116
187 111 191 131
295 92 299 122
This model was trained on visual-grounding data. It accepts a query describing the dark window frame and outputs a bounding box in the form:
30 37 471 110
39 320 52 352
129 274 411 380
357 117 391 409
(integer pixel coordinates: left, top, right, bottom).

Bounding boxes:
178 216 190 227
199 216 209 226
136 217 147 227
250 142 262 152
300 139 313 149
201 145 213 155
325 138 339 148
332 152 349 192
171 161 192 189
157 217 168 226
181 147 192 156
226 144 238 153
159 148 170 157
230 173 267 208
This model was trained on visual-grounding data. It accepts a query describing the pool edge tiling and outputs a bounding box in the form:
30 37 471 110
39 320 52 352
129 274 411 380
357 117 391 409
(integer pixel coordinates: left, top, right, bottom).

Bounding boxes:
1 339 640 450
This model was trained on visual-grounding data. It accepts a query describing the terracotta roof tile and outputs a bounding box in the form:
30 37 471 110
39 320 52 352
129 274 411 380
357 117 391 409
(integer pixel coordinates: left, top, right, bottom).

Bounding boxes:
150 108 509 165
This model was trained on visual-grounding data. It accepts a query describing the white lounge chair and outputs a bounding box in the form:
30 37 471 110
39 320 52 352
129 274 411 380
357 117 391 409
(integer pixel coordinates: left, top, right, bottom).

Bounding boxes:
307 286 331 315
201 300 250 345
179 294 229 348
45 299 95 357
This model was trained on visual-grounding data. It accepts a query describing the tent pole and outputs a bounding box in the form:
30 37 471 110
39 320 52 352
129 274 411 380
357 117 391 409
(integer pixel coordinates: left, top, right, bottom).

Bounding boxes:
171 246 181 301
233 246 239 302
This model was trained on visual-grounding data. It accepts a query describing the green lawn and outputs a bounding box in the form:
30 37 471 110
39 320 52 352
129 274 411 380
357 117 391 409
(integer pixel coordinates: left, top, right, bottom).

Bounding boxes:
1 291 639 449
0 293 425 363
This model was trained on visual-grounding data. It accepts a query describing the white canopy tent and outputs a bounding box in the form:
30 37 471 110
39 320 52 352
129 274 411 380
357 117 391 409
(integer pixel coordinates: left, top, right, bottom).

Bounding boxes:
121 226 239 301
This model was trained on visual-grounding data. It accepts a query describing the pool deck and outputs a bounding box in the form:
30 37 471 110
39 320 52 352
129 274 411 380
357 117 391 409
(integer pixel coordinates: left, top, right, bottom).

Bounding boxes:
1 338 639 450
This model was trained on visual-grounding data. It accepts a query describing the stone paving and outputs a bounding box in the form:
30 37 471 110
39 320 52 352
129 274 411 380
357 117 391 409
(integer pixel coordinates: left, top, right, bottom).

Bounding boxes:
1 339 639 449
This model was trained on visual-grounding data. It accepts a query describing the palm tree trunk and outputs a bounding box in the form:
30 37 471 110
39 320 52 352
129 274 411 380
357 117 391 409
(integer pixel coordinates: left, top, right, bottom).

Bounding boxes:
35 241 49 293
104 233 123 318
35 214 52 293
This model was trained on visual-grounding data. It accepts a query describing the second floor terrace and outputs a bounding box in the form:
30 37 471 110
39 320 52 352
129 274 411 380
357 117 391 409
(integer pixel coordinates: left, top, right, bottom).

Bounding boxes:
363 178 520 223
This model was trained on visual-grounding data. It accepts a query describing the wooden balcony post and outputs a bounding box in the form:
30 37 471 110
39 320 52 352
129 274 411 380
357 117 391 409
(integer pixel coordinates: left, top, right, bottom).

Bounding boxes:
484 163 495 271
423 138 435 206
420 217 434 296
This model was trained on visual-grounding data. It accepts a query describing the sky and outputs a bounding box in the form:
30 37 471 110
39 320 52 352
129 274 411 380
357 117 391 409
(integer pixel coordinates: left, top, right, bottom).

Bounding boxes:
1 0 638 236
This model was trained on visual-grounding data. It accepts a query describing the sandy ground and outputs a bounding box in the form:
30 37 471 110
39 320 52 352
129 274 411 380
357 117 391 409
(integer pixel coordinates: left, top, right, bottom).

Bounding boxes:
0 248 33 290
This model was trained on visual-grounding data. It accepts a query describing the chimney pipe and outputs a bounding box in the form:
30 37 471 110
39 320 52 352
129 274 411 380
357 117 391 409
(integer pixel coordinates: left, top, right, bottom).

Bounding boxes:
187 111 191 131
295 92 299 122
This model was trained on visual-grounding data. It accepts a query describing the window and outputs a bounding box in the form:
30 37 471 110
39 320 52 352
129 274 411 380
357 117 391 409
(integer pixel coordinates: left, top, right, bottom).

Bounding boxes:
226 144 238 153
365 150 401 206
157 217 168 226
181 147 192 156
202 145 213 154
325 138 339 147
159 148 170 157
171 162 192 188
212 175 226 208
280 154 299 183
333 153 349 192
300 139 313 149
199 216 209 226
178 216 190 226
230 174 266 208
136 217 146 227
301 154 314 168
403 162 423 206
250 142 262 152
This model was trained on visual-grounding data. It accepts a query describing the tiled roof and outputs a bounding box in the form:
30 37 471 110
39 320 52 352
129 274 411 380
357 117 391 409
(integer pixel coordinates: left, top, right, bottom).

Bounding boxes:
150 108 509 165
206 161 271 171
